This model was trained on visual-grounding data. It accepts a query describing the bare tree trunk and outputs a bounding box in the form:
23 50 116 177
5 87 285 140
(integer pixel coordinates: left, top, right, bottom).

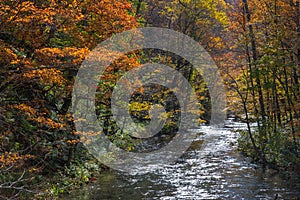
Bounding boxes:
243 0 268 165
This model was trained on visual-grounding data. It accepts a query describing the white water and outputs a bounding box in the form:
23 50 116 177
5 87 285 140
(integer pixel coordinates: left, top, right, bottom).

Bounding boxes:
65 119 299 199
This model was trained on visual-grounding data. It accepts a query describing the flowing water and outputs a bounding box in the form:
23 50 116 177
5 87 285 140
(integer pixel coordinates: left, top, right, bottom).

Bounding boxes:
65 119 299 199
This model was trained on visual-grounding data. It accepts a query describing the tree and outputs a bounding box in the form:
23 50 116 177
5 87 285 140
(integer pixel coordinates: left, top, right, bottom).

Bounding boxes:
0 0 139 197
224 0 300 168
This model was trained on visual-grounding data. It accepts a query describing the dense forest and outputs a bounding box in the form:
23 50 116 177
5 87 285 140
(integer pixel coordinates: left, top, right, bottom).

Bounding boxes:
0 0 299 199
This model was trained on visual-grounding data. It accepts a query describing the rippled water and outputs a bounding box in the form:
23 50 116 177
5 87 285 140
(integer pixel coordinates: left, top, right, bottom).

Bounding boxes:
64 119 300 199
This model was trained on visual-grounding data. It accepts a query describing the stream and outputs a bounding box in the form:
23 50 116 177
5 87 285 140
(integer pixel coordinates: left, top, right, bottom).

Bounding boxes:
64 118 299 199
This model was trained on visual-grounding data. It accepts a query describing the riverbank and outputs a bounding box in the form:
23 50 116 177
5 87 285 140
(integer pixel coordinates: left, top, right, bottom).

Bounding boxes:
1 119 299 199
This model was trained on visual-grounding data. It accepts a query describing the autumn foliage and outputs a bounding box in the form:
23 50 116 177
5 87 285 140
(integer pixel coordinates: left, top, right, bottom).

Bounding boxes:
0 0 138 183
1 0 300 198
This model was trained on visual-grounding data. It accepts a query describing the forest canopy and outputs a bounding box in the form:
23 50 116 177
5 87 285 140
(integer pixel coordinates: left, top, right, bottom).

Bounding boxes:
0 0 299 199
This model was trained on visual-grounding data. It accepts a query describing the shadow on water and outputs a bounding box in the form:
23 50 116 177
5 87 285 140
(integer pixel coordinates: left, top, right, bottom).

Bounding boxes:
64 119 300 199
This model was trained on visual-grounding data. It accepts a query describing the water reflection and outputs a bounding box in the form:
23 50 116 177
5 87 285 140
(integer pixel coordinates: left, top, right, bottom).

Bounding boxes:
64 119 300 199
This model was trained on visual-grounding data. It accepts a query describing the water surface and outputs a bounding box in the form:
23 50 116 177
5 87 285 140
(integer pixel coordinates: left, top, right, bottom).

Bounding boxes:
65 119 299 199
